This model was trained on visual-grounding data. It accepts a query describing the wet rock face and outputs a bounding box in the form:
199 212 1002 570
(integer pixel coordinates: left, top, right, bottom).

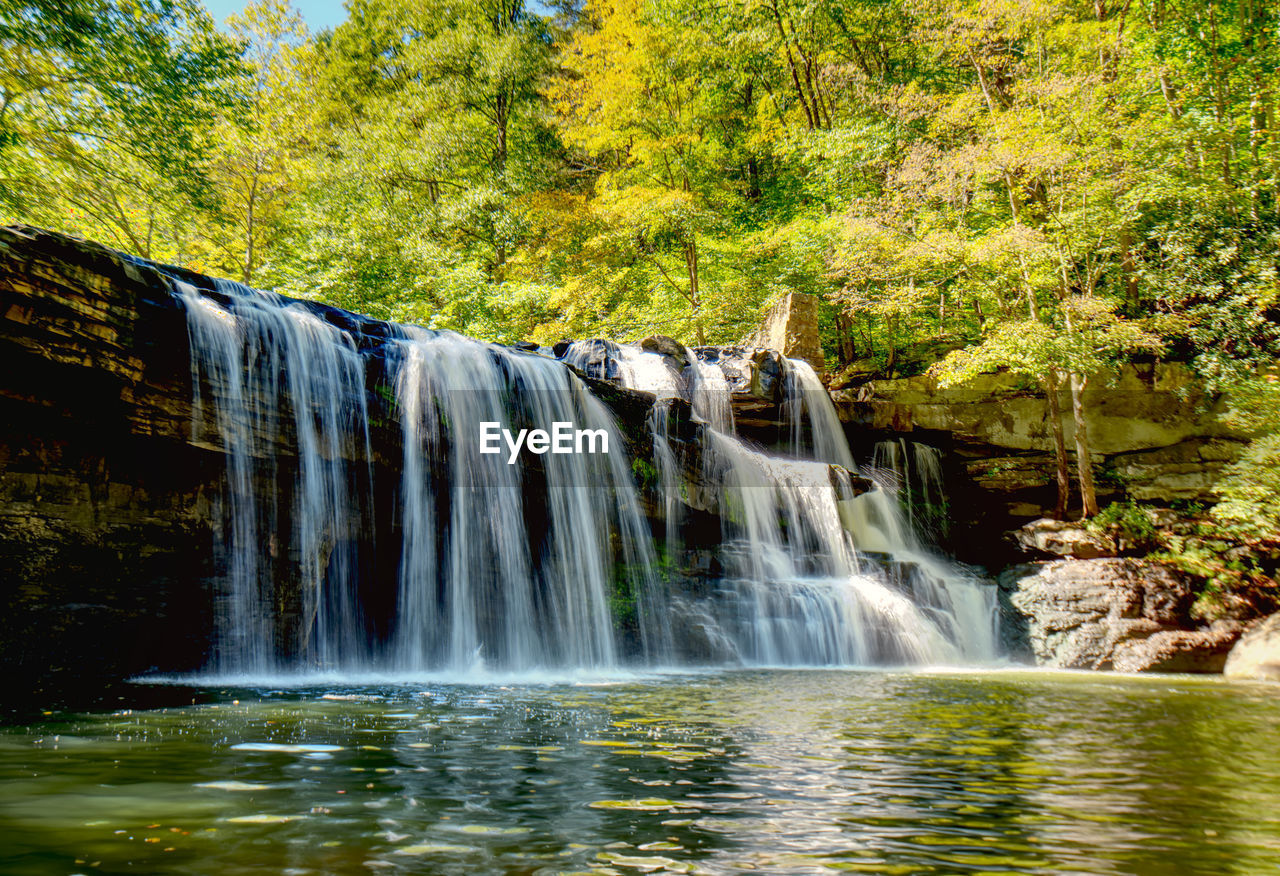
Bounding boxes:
1000 559 1237 671
558 338 625 382
1224 613 1280 681
684 346 790 440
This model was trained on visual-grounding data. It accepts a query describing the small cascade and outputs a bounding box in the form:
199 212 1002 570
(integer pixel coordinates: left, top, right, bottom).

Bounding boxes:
574 342 998 666
648 398 684 556
561 339 691 562
690 356 734 434
782 358 856 470
704 432 992 665
872 439 950 541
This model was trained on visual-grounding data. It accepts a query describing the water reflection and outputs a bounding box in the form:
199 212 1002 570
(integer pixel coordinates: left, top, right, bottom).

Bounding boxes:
0 671 1278 874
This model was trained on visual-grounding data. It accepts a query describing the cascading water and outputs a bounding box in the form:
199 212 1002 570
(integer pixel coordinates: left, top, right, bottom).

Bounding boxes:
705 434 963 665
690 356 734 434
563 341 999 666
783 358 855 470
873 438 950 541
562 340 690 557
389 327 669 671
177 281 671 676
173 268 995 676
177 279 372 673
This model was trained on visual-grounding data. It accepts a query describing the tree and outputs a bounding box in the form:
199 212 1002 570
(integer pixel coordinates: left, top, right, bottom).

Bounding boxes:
263 0 556 336
0 0 241 255
198 0 312 283
1212 373 1280 544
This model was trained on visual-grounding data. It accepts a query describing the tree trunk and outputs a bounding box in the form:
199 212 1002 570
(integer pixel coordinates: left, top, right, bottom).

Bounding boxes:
1069 372 1099 516
495 89 509 176
767 0 817 129
684 238 705 346
244 180 257 285
1043 371 1071 520
833 312 854 365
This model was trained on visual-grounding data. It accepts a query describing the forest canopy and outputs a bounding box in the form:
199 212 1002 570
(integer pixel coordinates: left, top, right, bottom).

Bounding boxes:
1 0 1271 354
1 0 1277 531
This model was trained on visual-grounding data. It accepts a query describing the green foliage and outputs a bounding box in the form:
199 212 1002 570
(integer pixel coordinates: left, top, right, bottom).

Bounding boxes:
630 456 659 490
1087 500 1157 552
1 0 241 254
1156 529 1276 622
1210 375 1280 543
3 0 1275 379
608 561 639 633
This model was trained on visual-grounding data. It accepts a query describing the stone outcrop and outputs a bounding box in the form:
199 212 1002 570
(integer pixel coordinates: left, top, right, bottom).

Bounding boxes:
744 292 824 377
1224 613 1280 681
1110 622 1243 673
0 226 223 704
1001 558 1242 671
1012 518 1119 560
833 367 1247 545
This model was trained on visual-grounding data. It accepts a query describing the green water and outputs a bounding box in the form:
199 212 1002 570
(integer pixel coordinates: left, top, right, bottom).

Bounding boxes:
2 670 1279 875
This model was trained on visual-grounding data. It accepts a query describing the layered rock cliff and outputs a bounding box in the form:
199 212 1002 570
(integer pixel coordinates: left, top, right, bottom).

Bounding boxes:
0 227 224 704
834 368 1246 559
2 224 1261 695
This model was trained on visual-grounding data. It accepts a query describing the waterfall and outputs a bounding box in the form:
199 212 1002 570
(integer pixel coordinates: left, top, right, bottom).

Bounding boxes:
565 342 999 666
690 356 734 434
783 358 856 470
177 279 673 674
173 271 995 675
390 328 669 671
872 439 950 541
177 279 372 673
703 431 995 665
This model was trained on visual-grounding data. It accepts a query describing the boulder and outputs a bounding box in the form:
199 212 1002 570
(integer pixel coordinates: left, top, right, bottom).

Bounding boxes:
1224 612 1280 681
1111 621 1243 673
1012 518 1118 559
556 337 624 381
639 334 689 368
1005 558 1194 669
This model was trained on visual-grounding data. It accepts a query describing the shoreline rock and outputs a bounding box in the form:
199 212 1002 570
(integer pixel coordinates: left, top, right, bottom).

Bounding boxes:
1001 558 1244 672
1011 518 1119 560
1224 613 1280 681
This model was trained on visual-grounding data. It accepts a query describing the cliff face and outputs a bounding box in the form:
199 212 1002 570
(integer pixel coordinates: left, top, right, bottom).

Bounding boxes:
833 369 1245 557
2 225 1249 693
0 227 223 703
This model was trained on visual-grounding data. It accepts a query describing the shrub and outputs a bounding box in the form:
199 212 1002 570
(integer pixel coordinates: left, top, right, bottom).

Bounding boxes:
1088 500 1157 552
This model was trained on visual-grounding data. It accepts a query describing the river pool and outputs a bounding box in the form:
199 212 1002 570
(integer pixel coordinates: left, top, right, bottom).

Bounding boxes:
2 669 1279 875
